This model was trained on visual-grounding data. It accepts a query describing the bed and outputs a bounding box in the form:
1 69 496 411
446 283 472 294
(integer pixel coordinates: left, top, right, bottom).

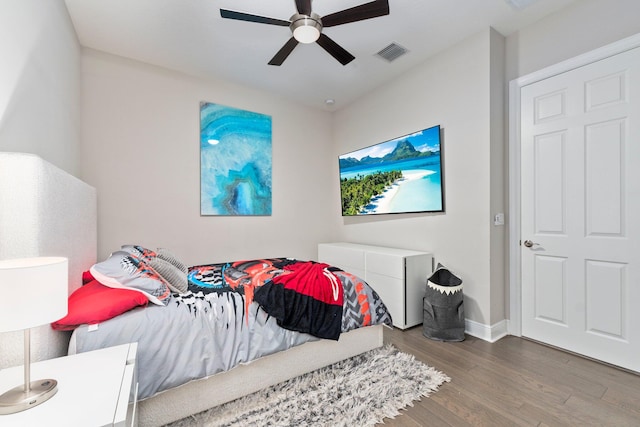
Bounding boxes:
0 153 391 427
64 251 392 426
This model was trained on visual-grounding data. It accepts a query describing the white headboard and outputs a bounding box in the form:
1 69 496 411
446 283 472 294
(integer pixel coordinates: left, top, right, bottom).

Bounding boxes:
0 152 97 368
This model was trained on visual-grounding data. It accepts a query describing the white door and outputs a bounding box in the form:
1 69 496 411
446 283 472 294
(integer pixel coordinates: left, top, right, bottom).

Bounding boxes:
520 47 640 372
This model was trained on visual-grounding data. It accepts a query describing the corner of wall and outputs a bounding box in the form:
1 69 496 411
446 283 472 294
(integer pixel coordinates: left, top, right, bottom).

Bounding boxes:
489 27 507 325
0 0 82 177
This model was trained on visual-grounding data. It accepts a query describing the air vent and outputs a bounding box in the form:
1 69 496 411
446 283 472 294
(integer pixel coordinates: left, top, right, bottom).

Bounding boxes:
376 42 408 62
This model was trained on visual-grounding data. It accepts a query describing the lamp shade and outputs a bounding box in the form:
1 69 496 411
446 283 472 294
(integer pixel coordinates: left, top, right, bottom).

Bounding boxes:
0 257 68 332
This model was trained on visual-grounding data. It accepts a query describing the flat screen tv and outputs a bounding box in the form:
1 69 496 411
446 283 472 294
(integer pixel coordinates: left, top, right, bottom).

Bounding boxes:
339 125 443 216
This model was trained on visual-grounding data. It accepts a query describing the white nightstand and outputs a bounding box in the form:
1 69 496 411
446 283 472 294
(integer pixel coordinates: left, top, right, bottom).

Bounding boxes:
0 343 138 427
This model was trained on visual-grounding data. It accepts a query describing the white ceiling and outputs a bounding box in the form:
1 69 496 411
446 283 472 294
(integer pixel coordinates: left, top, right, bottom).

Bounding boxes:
64 0 577 110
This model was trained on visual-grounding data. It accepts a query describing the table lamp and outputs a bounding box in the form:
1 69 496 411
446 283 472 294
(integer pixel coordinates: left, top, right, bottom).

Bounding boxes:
0 257 68 415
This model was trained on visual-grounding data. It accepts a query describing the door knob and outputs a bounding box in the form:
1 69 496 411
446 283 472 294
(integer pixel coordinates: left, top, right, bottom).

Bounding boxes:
523 240 538 248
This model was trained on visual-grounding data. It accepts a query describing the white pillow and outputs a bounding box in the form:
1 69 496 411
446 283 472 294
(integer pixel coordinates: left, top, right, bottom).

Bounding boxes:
90 251 171 306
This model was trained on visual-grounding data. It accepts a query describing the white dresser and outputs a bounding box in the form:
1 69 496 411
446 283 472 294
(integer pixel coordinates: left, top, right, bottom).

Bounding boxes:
318 243 432 329
0 343 138 427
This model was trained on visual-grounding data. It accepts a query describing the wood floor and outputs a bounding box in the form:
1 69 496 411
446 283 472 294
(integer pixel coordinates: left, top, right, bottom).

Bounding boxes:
381 326 640 426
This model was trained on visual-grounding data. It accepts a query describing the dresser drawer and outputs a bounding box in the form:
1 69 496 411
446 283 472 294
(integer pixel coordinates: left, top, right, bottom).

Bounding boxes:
318 244 365 272
366 252 404 279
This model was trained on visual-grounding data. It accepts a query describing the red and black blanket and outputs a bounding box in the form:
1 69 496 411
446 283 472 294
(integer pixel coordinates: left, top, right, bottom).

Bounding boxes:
254 261 344 340
187 258 344 340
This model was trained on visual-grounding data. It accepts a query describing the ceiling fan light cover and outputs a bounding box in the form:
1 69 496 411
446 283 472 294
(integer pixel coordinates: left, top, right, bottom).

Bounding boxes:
291 13 322 44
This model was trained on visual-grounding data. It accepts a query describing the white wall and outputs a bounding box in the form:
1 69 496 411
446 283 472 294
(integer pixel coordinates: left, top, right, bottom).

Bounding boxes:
0 1 84 368
0 0 81 176
80 50 335 265
332 29 504 326
506 0 640 82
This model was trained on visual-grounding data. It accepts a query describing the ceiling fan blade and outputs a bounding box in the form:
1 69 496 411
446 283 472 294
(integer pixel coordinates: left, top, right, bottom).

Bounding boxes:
268 37 299 66
316 33 355 65
322 0 389 28
220 9 290 26
295 0 312 16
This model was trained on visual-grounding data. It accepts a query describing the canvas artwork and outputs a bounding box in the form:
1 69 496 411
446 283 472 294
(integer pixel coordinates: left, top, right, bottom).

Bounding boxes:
339 125 443 216
200 102 272 216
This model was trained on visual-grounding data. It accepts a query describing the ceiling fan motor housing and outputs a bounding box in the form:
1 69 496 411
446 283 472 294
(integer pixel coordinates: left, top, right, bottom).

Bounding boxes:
290 13 322 43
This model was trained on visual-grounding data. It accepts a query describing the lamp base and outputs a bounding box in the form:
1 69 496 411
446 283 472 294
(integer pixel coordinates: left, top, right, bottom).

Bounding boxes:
0 379 58 415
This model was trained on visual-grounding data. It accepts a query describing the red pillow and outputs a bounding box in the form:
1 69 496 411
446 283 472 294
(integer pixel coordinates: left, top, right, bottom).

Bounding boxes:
51 279 148 331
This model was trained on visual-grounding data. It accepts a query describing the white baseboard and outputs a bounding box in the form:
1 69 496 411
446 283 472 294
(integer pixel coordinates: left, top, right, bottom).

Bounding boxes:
465 319 509 343
506 319 521 337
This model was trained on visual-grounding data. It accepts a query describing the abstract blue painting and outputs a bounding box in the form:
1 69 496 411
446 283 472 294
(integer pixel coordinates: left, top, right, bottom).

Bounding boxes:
200 102 272 215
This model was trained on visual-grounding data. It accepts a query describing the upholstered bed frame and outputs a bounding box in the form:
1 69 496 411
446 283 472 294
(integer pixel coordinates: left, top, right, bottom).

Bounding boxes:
0 153 97 368
138 324 384 426
0 153 385 427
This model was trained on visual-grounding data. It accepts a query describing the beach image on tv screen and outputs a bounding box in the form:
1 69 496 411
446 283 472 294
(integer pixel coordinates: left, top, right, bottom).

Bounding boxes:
339 125 443 216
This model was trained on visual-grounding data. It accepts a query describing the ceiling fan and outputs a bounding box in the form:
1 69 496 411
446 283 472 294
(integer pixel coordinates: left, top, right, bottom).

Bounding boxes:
220 0 390 66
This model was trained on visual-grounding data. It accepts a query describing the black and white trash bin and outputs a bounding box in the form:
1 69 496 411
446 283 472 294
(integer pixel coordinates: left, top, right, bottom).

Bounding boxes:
423 263 465 342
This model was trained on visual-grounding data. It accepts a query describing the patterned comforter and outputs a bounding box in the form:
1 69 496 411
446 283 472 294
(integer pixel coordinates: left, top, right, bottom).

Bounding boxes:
70 258 392 400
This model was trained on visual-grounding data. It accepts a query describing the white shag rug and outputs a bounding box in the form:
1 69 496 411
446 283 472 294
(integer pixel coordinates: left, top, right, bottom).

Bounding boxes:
165 344 450 427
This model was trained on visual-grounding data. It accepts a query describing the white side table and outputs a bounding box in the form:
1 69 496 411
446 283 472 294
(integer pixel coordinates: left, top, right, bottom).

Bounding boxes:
0 343 138 427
